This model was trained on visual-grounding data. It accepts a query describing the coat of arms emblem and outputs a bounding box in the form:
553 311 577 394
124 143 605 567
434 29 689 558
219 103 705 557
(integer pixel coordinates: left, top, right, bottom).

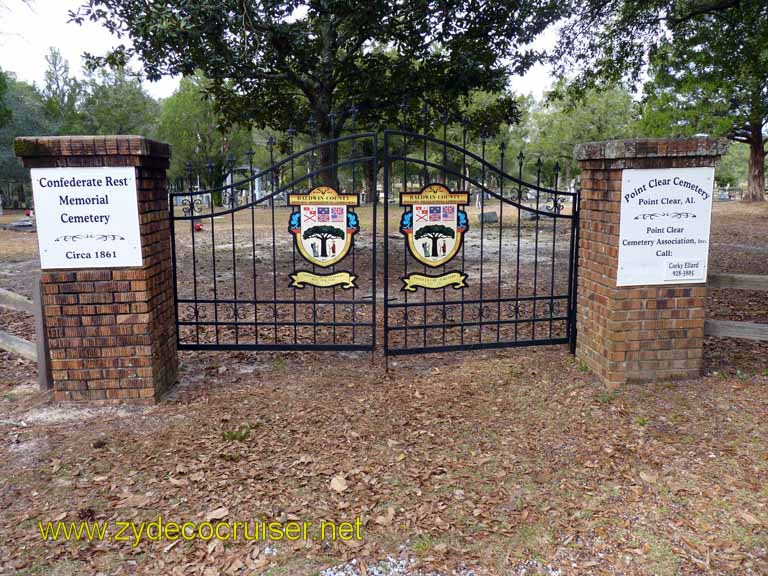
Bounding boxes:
399 183 469 291
288 186 359 289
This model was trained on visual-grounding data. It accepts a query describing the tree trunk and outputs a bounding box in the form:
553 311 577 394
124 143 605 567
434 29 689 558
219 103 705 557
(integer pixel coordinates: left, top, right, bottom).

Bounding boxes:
430 236 439 257
745 131 765 202
319 236 329 257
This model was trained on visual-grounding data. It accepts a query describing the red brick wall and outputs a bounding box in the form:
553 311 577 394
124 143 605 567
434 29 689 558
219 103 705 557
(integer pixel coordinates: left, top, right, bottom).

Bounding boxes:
574 138 728 386
15 136 177 403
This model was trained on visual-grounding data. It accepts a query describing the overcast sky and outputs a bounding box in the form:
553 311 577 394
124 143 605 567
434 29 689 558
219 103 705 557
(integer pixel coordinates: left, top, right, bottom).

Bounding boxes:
0 0 554 100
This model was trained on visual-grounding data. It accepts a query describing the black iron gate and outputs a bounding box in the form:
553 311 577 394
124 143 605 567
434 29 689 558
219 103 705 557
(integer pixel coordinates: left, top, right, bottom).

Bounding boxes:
170 133 377 352
169 124 579 356
382 129 579 356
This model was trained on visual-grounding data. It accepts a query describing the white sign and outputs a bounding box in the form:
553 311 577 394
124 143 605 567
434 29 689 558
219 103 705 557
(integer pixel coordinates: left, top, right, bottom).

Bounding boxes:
618 167 714 286
31 167 142 269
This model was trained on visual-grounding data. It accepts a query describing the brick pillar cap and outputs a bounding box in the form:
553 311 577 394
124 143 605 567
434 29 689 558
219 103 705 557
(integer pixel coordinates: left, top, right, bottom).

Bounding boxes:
574 136 729 161
15 135 170 159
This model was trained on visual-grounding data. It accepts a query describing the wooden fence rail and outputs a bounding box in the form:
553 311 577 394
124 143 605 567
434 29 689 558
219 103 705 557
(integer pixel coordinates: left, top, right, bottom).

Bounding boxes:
0 282 52 389
706 273 768 342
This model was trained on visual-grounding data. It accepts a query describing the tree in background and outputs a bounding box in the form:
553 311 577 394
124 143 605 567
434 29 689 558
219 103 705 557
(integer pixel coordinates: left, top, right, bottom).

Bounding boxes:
80 67 159 136
0 70 11 129
41 48 85 134
527 84 638 186
70 0 564 174
156 74 253 197
554 0 767 201
636 22 767 201
0 73 54 181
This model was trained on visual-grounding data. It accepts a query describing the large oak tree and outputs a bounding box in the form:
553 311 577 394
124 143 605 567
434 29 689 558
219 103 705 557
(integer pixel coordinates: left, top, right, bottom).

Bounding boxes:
554 0 767 201
70 1 562 141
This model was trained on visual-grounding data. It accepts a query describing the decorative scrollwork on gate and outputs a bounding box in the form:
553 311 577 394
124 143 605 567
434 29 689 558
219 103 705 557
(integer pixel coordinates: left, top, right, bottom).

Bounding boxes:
181 197 204 216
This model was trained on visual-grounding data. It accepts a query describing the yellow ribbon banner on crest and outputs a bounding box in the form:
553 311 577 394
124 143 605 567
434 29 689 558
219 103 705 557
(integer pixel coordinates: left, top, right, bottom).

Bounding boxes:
402 272 467 292
290 271 357 289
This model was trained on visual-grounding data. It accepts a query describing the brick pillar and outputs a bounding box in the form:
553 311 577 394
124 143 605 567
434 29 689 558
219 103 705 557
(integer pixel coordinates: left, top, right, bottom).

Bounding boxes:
574 137 728 387
15 136 178 403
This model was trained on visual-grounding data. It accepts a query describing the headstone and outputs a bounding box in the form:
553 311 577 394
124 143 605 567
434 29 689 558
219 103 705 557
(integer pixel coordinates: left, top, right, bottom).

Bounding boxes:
479 211 498 224
520 209 538 221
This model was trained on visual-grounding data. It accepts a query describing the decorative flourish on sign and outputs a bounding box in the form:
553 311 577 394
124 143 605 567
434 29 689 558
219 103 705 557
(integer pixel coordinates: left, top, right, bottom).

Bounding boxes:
54 233 126 242
401 271 467 292
634 212 697 221
289 270 357 289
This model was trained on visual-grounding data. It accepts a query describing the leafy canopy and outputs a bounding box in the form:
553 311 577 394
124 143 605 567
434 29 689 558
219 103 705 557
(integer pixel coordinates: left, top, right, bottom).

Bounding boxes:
70 0 564 135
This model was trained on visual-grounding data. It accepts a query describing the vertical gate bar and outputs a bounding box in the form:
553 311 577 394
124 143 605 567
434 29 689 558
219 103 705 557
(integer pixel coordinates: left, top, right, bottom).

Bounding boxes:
169 182 180 348
310 121 318 345
514 151 523 342
288 129 298 344
496 141 505 342
371 132 378 353
568 188 581 354
228 156 239 345
350 133 358 345
441 112 448 347
422 108 428 348
330 113 338 345
531 158 542 340
549 164 560 339
268 137 279 342
207 161 220 346
248 149 258 345
383 131 390 356
478 134 486 344
331 163 338 344
460 119 468 345
402 127 409 349
186 163 200 346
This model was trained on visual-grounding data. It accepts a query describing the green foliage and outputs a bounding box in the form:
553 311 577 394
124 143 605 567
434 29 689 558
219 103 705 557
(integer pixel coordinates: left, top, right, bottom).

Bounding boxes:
0 70 10 129
41 48 86 134
526 83 639 184
80 68 159 136
222 424 251 442
156 74 252 187
0 73 55 181
553 1 745 94
70 1 566 138
716 143 751 188
557 0 767 200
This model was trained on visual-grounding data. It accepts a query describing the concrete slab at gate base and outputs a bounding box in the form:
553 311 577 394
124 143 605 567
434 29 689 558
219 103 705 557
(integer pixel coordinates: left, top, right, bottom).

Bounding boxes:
574 137 728 387
15 135 178 404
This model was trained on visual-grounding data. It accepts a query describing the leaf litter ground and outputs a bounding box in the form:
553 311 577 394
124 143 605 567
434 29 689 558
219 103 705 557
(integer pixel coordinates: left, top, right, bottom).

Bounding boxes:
0 202 766 575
